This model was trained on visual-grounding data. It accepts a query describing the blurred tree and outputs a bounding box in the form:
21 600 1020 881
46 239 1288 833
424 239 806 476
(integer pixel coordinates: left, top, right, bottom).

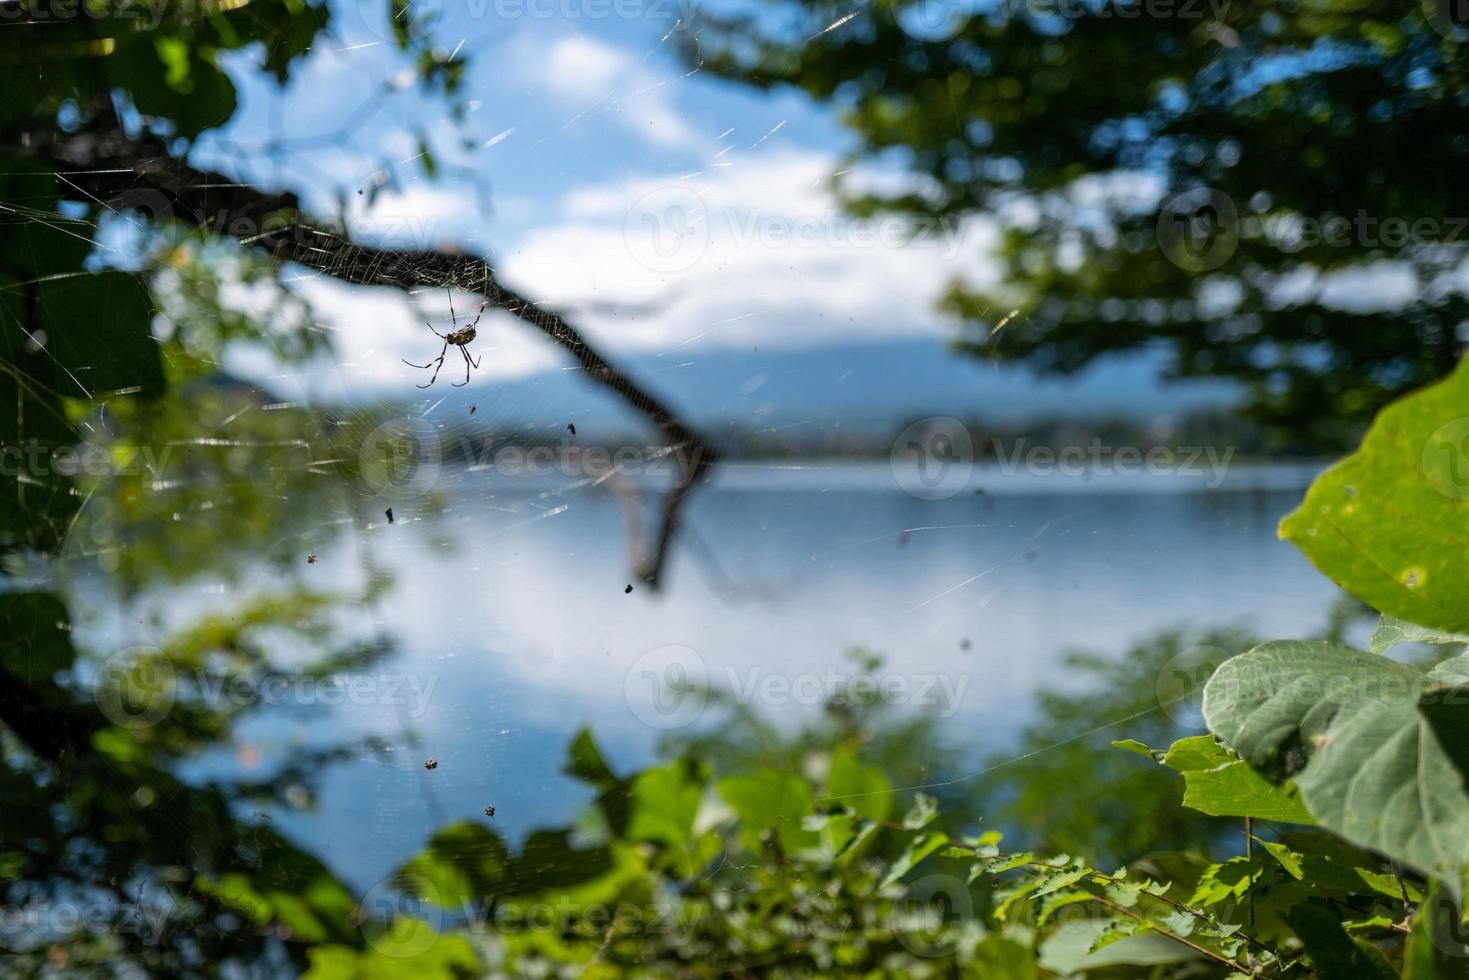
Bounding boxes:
681 0 1469 448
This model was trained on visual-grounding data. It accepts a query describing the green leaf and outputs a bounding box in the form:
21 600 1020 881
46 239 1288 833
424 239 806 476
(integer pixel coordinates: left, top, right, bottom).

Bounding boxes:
1182 763 1314 824
1256 838 1415 903
1033 864 1089 898
1371 615 1469 655
1257 839 1304 879
625 762 703 849
835 820 880 867
1204 640 1469 883
880 832 947 888
1285 902 1399 980
1160 734 1234 772
1162 736 1314 824
902 792 937 829
395 822 611 906
1189 857 1261 907
717 770 818 853
826 747 892 822
1112 738 1164 761
1280 358 1469 634
563 728 618 789
1037 888 1095 926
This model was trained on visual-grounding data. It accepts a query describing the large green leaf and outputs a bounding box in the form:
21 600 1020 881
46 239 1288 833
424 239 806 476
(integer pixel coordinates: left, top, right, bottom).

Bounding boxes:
1279 358 1469 633
1161 736 1314 824
718 770 819 853
1203 641 1469 884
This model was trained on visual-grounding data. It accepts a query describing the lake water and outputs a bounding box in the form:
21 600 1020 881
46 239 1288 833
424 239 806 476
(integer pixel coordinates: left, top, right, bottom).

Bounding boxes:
76 459 1343 895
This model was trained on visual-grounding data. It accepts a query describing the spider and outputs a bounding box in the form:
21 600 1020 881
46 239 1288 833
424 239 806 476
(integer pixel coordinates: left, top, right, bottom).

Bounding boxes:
403 289 487 388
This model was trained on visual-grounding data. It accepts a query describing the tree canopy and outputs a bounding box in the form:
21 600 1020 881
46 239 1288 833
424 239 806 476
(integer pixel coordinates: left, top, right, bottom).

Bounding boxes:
681 0 1468 446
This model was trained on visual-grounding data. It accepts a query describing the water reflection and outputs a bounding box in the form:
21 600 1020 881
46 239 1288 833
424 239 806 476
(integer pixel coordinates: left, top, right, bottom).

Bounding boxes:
60 441 1337 893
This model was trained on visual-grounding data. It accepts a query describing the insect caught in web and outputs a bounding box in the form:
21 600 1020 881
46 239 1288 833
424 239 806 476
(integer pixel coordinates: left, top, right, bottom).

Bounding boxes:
403 288 488 388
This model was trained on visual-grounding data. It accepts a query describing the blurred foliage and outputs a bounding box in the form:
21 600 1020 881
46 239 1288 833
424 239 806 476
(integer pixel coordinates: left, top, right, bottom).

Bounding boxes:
2 0 1469 976
681 0 1469 449
297 722 1452 979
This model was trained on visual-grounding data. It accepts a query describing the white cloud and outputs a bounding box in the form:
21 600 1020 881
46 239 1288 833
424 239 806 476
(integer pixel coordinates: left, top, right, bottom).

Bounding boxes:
508 33 706 151
501 146 999 356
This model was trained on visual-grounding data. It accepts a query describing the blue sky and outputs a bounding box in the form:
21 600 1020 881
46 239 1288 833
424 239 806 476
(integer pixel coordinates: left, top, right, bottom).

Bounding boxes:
194 0 1243 424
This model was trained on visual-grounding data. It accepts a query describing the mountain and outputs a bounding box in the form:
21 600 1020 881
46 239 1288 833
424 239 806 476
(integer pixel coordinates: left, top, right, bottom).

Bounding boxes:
398 338 1243 440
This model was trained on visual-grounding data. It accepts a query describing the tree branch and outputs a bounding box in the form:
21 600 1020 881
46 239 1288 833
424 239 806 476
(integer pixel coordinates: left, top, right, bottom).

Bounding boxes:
25 129 716 586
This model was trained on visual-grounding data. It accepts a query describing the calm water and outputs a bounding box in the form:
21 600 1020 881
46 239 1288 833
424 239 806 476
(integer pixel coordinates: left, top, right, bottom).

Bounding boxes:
78 460 1341 894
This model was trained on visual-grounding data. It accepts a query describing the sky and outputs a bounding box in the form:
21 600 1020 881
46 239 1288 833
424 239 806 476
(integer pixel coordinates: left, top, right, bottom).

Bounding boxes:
193 0 1243 428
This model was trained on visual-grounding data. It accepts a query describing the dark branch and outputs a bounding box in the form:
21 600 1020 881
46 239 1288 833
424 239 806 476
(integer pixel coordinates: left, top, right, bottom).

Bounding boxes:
22 128 717 586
